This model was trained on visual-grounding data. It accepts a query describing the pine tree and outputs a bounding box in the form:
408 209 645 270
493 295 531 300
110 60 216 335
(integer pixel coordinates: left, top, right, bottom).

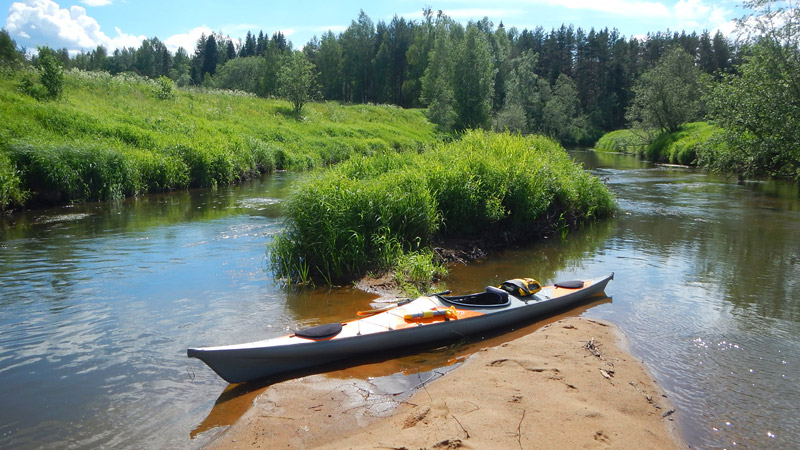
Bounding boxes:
241 31 256 57
202 34 218 79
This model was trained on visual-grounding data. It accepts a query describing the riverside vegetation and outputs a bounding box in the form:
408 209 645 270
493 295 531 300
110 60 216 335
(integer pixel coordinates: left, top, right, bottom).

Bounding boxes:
269 131 615 291
595 122 726 166
0 69 436 211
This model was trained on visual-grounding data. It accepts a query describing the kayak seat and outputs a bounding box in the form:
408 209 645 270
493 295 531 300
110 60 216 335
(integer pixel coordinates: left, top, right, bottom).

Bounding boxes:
294 322 343 340
554 280 584 289
440 286 510 308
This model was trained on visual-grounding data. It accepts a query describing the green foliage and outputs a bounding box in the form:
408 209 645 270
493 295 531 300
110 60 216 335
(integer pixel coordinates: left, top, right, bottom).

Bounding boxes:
37 48 64 100
341 10 375 103
0 29 22 70
705 3 800 180
626 47 709 133
542 74 589 146
154 75 175 100
316 31 344 100
17 48 65 101
0 69 437 210
214 56 267 94
0 149 27 210
420 17 456 131
17 71 48 100
495 50 543 133
269 130 615 285
452 24 496 130
393 248 448 296
596 122 725 165
279 51 316 113
646 122 724 164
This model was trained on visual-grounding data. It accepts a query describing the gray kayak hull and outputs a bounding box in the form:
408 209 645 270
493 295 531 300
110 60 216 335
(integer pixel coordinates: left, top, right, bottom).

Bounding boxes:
188 273 613 383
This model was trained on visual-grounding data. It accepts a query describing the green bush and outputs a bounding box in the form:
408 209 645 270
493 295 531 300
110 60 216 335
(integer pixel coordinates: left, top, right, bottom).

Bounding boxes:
0 149 27 209
154 76 174 100
270 130 616 285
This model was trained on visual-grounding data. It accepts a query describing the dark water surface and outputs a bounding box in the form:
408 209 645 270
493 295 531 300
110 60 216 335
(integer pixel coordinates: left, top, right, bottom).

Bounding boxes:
1 153 799 449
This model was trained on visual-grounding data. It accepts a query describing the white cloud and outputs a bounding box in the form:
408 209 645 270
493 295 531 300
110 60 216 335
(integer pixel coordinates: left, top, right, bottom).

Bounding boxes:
81 0 112 6
674 0 730 28
398 7 525 20
5 0 144 52
163 25 212 53
439 8 525 19
555 0 670 18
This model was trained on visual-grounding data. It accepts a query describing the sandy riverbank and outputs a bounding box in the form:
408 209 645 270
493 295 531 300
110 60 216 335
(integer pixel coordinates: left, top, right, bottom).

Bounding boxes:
204 317 683 449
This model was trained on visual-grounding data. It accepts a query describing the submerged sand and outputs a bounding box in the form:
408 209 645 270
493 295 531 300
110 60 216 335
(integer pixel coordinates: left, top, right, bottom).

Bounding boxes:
205 317 683 449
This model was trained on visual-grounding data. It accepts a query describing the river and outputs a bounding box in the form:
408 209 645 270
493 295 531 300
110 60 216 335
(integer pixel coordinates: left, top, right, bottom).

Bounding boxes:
0 152 798 449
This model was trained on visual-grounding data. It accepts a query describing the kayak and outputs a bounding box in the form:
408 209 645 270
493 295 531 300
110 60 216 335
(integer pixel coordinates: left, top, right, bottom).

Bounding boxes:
188 273 613 384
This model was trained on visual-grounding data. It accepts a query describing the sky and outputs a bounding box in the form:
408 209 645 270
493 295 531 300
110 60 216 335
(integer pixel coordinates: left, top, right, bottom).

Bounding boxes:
2 0 746 55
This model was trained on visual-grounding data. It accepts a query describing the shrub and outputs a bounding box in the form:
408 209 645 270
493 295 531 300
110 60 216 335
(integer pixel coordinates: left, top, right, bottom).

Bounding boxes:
38 50 64 100
0 150 27 209
154 76 175 100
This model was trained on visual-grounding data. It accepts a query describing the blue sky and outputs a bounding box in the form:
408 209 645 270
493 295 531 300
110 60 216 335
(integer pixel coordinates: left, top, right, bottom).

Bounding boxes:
3 0 745 55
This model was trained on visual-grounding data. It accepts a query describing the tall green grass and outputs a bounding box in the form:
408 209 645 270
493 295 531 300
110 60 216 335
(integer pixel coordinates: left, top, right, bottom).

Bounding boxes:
0 69 436 210
645 122 724 165
595 122 725 165
269 131 616 287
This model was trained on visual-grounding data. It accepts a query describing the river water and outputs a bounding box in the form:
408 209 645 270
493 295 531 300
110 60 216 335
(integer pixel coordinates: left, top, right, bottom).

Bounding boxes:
0 153 798 449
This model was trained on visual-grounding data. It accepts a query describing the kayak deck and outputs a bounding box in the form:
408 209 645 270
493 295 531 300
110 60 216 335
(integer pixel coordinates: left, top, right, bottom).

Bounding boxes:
187 273 613 383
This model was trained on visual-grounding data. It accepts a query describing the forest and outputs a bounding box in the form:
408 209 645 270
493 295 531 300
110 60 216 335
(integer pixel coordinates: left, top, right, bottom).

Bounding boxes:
2 9 735 140
1 0 799 182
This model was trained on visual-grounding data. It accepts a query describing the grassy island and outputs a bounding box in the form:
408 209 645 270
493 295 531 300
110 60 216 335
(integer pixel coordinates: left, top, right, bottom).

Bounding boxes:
269 131 616 290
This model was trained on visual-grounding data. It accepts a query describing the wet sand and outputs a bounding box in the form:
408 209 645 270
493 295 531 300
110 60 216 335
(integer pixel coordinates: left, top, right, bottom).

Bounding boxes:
204 317 683 449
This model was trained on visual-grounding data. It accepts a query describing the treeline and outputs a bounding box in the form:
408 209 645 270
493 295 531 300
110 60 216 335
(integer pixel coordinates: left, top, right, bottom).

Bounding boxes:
1 8 737 144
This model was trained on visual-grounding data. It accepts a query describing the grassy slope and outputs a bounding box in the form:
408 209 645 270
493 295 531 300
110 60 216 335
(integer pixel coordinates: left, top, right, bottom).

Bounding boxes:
595 122 725 165
0 69 437 210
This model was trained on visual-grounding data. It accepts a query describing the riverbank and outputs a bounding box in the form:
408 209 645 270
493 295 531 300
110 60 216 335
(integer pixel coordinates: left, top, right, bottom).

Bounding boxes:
594 122 724 166
204 317 683 449
0 69 436 211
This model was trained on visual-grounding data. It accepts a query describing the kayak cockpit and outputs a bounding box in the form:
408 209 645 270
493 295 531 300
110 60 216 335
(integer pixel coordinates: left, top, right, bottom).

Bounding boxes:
439 286 511 308
294 322 344 340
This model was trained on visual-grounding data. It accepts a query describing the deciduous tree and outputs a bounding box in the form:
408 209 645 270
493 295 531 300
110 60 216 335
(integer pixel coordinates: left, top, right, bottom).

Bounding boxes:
279 51 317 113
626 47 708 132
